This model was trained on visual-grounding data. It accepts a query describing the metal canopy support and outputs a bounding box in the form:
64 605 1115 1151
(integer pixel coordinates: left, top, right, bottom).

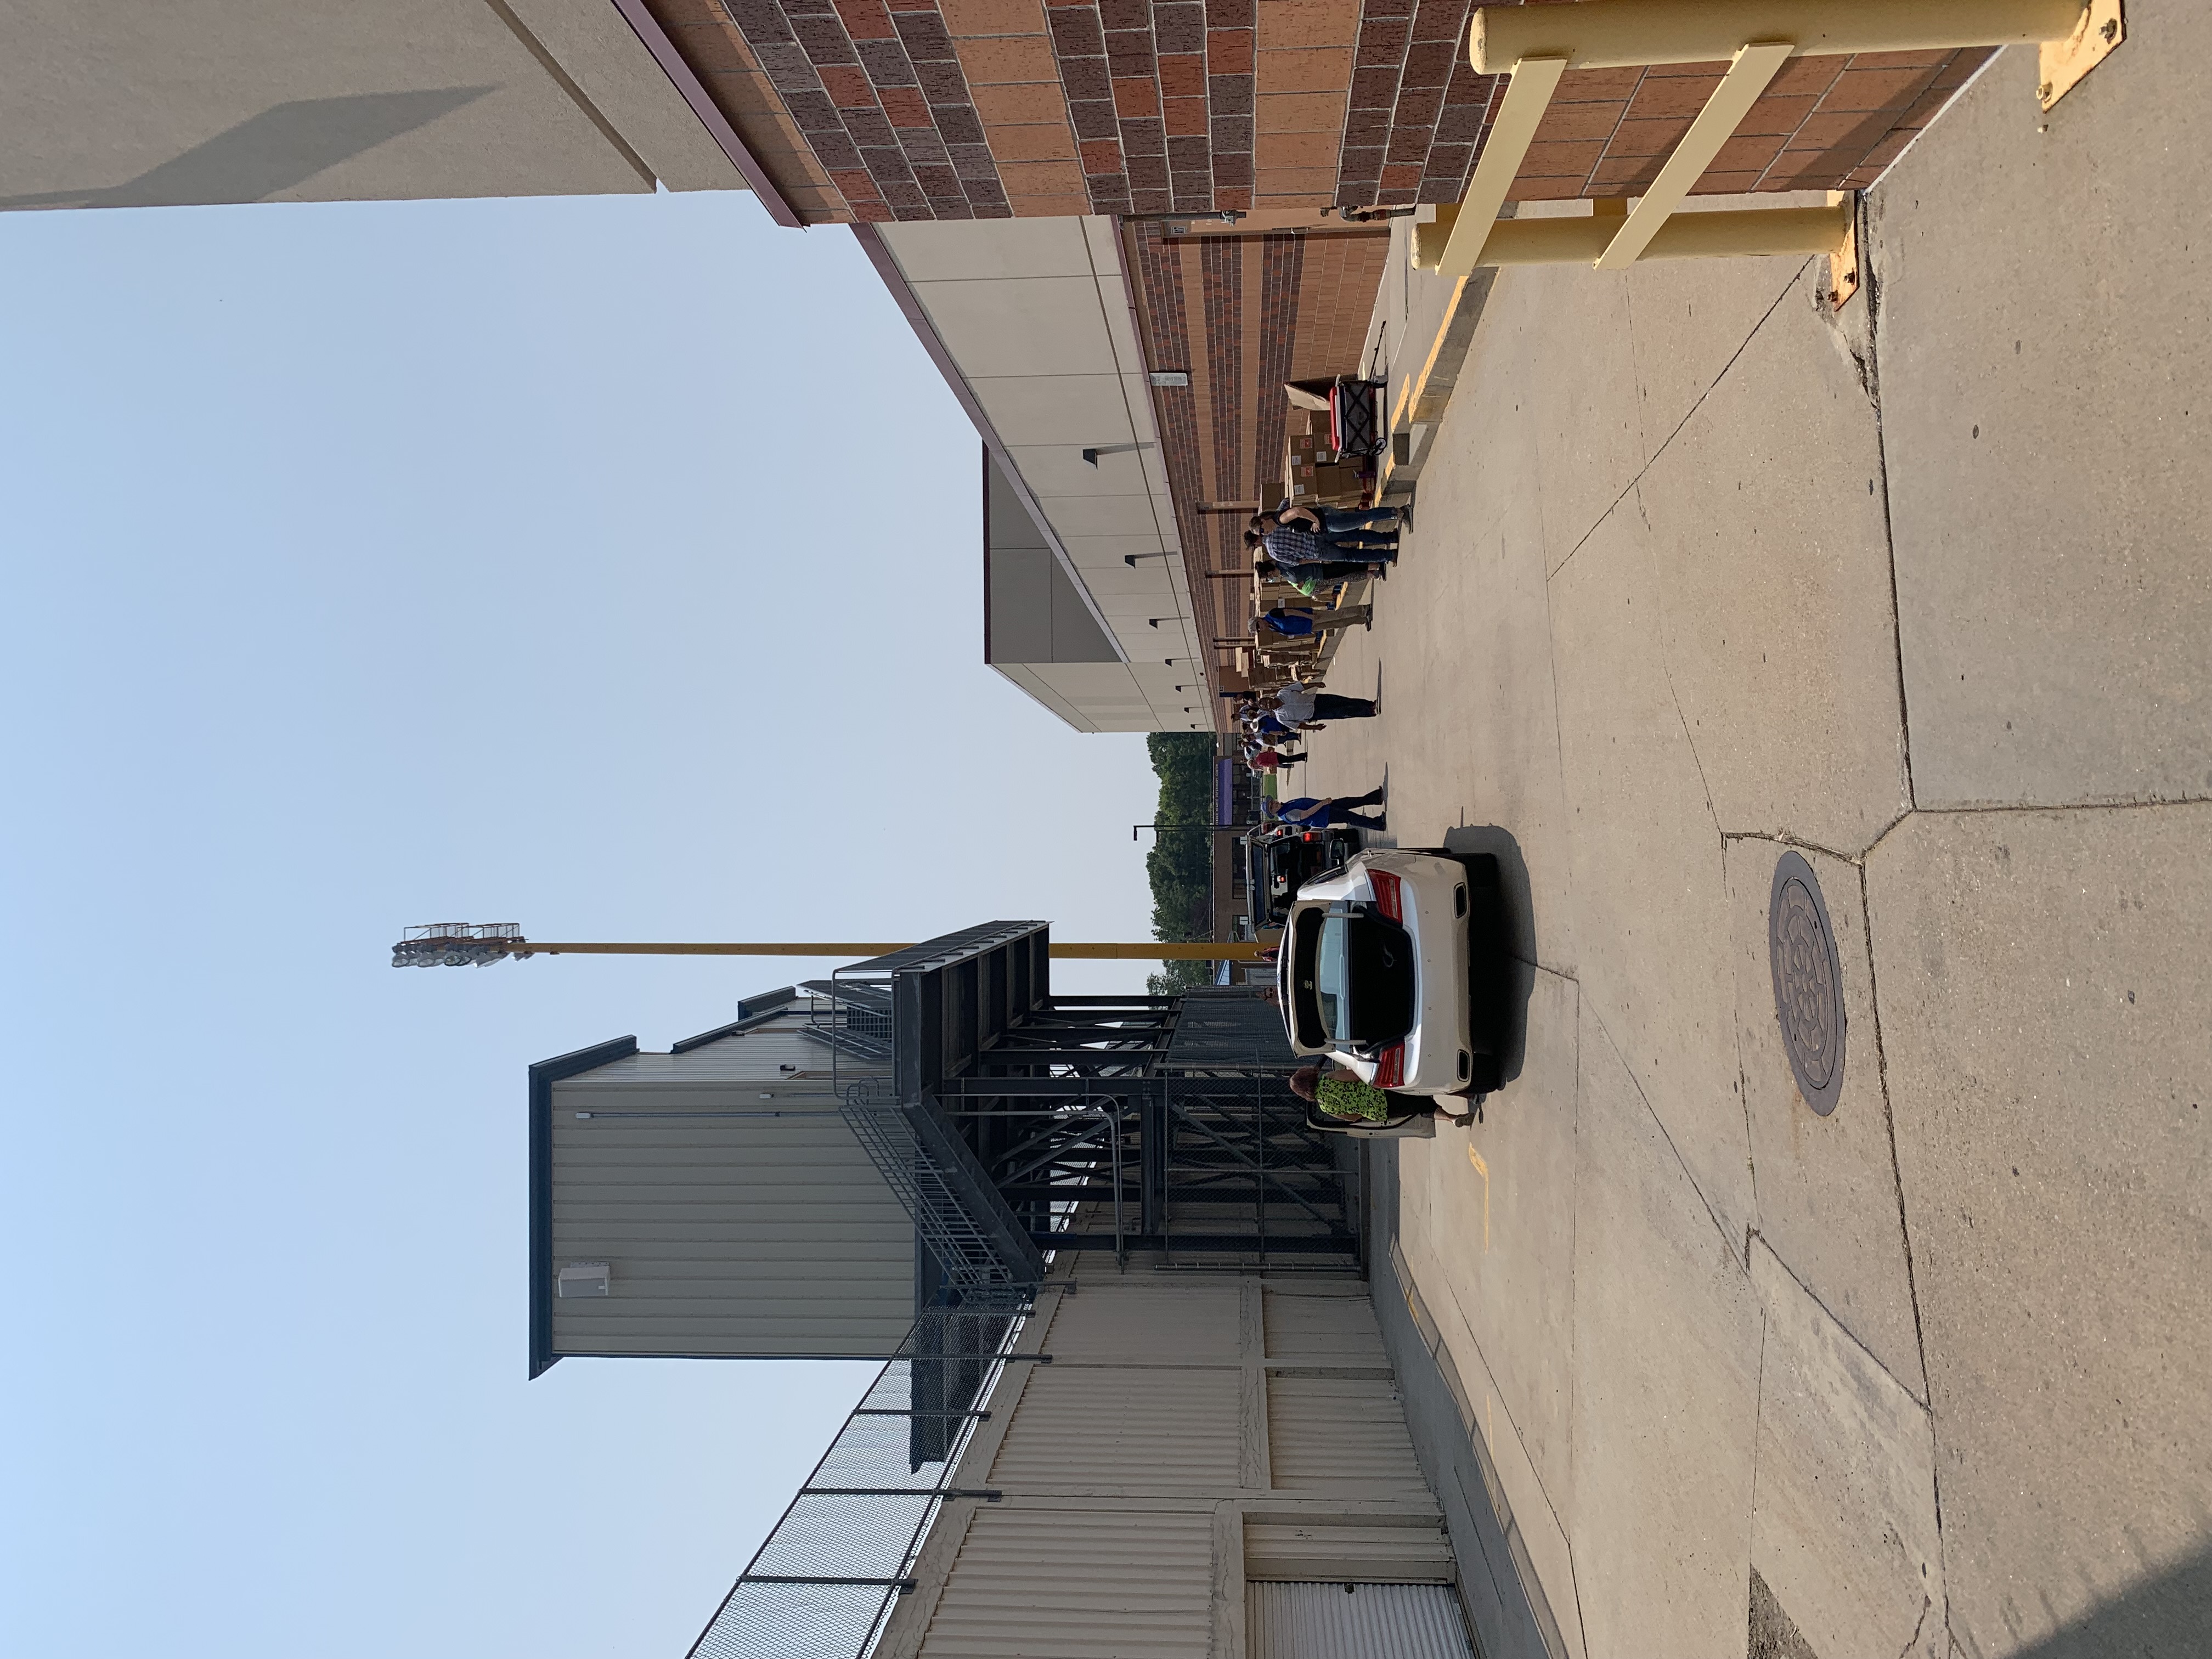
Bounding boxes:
833 927 1360 1285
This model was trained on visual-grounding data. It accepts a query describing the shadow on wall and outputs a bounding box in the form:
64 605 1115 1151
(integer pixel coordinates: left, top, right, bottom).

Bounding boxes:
0 89 492 210
1441 823 1537 1087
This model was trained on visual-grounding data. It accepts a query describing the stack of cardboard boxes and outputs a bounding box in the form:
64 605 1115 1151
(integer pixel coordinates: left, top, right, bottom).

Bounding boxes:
1281 405 1368 508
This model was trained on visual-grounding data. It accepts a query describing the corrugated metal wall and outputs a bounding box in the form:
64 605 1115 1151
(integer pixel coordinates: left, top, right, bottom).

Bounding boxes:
1267 1376 1430 1492
989 1365 1243 1491
1247 1582 1475 1659
1263 1289 1390 1365
1263 1290 1430 1494
1042 1283 1243 1365
1244 1522 1455 1583
883 1276 1461 1659
548 1025 912 1359
919 1508 1215 1658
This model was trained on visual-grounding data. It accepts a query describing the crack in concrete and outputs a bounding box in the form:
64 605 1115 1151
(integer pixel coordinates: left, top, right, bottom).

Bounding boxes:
1898 1591 1934 1659
1720 826 1886 866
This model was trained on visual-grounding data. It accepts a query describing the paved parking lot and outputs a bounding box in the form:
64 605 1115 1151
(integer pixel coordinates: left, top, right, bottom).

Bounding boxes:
1303 15 2210 1657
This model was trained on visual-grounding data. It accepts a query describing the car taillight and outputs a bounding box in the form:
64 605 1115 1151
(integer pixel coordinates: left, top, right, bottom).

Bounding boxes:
1373 1043 1406 1087
1369 870 1403 922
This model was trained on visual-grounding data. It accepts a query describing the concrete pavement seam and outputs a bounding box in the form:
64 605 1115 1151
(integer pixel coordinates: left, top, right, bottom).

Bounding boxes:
1751 1228 1932 1417
1548 261 1811 586
1585 1001 1743 1271
1858 221 1923 818
1744 1271 1773 1659
1854 850 1955 1649
1860 799 2212 878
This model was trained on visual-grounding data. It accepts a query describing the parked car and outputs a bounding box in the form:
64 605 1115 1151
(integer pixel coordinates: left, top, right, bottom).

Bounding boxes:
1277 849 1510 1119
1246 822 1365 929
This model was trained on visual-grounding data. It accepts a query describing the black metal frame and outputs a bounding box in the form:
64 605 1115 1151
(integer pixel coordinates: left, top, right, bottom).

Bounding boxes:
830 924 1359 1280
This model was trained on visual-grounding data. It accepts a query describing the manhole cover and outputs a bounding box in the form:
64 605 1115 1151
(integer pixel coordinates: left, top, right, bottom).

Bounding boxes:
1768 851 1844 1115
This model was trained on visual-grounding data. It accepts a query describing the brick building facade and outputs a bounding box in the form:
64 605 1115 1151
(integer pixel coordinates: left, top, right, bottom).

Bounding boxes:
635 0 1988 223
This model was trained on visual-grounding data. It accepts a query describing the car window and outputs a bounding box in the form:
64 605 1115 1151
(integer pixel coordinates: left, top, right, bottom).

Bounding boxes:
1316 915 1348 1042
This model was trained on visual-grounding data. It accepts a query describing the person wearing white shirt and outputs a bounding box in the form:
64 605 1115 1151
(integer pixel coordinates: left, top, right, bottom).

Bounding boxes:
1272 679 1378 725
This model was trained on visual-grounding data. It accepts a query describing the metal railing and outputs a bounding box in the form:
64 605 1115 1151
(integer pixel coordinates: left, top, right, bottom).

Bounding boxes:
686 1307 1032 1659
839 1077 1043 1293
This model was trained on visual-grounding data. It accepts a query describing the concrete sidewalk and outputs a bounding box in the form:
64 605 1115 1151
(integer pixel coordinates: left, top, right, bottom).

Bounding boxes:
1304 14 2209 1658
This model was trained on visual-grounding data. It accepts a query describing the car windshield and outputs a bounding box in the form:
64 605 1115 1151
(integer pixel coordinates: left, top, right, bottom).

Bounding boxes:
1316 915 1350 1042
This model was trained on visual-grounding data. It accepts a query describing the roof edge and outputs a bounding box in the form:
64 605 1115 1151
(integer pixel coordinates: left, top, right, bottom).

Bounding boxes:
670 991 801 1053
605 0 804 227
528 1035 640 1379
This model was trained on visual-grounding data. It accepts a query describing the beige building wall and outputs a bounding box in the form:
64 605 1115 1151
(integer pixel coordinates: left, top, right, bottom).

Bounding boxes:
0 0 741 211
872 215 1215 733
874 1267 1467 1659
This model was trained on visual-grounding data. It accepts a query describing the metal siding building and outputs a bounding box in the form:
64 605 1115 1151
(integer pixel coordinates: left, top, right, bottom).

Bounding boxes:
867 1271 1476 1659
533 996 916 1372
531 932 1480 1655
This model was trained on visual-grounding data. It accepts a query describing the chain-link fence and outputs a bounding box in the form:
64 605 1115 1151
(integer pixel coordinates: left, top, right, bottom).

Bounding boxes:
686 1305 1030 1659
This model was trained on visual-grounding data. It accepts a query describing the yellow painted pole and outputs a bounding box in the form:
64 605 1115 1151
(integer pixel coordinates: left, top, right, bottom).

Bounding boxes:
510 940 1268 961
1471 0 2087 74
1594 40 1794 269
1467 201 1850 266
1434 55 1566 277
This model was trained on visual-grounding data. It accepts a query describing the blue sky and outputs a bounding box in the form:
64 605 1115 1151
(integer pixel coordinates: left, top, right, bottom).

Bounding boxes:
0 188 1158 1657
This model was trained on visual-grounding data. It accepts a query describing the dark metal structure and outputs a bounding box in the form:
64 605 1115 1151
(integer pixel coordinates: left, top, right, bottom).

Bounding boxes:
830 921 1360 1282
680 922 1361 1659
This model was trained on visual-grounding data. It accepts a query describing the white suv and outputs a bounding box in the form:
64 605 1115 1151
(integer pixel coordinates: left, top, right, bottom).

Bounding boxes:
1279 849 1508 1113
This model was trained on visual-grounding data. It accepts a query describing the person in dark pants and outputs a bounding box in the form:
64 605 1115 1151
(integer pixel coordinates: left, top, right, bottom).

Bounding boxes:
1255 603 1372 639
1255 515 1396 574
1272 680 1378 724
1277 788 1386 831
1280 501 1405 553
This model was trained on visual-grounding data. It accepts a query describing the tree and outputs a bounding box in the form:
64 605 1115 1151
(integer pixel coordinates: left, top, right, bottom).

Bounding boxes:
1143 732 1218 991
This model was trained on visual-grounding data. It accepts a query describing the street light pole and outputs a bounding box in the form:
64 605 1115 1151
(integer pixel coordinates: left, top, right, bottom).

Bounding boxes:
390 923 1265 966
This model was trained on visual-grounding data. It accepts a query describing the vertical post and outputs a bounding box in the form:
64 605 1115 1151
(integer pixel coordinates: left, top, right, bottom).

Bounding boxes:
1141 1083 1167 1237
1434 55 1569 276
1595 40 1796 268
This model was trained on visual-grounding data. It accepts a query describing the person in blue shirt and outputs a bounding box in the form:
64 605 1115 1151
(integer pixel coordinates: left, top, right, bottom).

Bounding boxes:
1276 788 1386 831
1255 603 1372 639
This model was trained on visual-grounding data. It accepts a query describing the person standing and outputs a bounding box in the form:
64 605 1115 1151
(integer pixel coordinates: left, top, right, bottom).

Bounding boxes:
1256 512 1396 576
1255 603 1371 639
1278 502 1404 555
1272 678 1379 725
1277 787 1386 831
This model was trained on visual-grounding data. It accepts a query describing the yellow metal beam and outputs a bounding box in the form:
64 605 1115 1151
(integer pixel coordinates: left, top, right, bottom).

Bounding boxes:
1472 200 1850 265
1595 40 1795 269
510 940 1268 961
1471 0 2087 73
1434 54 1567 277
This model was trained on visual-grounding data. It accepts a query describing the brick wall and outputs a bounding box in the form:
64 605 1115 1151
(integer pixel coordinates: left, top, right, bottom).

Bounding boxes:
650 0 1989 223
1511 47 1993 200
1126 222 1389 710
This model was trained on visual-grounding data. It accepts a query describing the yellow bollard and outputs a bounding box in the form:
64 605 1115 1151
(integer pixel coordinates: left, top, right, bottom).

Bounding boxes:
1471 0 2089 74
